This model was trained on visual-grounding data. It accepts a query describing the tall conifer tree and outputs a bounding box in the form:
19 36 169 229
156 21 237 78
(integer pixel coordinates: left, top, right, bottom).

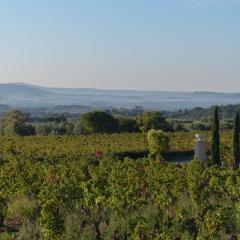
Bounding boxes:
232 112 240 169
211 106 221 165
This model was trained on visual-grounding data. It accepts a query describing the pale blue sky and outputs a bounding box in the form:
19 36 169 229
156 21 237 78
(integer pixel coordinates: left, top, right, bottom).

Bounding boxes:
0 0 240 91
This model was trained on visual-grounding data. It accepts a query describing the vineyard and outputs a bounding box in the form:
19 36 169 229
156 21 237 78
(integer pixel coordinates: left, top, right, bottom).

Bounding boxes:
0 131 233 160
0 131 238 239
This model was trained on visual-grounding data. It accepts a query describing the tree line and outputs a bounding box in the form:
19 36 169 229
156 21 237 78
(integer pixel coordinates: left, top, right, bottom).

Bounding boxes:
170 103 240 120
0 110 173 136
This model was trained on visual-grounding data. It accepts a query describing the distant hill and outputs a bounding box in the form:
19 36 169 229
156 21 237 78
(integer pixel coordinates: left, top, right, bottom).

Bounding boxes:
1 83 240 110
0 83 51 97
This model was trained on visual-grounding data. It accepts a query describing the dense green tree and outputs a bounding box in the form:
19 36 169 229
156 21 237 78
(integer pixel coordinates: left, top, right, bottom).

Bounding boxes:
211 106 221 165
4 110 27 135
232 112 240 169
3 110 34 136
137 111 172 132
116 116 138 133
80 111 118 133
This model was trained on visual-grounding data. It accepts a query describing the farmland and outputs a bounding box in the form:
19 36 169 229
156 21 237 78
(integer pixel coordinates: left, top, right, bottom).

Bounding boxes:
0 130 238 239
0 131 232 160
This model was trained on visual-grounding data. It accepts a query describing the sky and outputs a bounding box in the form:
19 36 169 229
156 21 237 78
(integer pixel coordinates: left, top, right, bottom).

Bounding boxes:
0 0 240 92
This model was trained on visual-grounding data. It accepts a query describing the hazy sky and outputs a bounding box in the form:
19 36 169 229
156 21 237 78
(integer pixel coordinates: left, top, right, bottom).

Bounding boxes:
0 0 240 91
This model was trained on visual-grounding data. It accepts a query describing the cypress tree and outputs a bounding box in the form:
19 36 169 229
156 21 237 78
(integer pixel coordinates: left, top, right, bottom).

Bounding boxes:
211 106 221 165
232 112 240 170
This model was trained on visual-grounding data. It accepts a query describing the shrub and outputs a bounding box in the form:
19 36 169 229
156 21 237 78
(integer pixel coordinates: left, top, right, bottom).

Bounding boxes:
147 129 170 157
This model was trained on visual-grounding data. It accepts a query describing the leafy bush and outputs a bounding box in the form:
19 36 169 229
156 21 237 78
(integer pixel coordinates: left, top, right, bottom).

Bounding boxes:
147 129 170 157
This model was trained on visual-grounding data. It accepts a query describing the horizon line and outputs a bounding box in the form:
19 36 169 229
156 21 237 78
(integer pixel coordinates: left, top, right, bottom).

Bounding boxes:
1 81 240 94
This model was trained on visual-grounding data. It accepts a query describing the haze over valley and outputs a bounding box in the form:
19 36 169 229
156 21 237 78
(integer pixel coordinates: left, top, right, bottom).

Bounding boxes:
2 83 240 111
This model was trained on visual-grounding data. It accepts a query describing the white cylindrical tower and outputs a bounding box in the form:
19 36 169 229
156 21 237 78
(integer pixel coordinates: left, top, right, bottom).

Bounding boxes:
194 134 206 161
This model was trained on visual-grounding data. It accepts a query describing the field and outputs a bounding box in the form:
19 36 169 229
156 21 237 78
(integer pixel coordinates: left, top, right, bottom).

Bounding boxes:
0 131 232 160
0 130 238 239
